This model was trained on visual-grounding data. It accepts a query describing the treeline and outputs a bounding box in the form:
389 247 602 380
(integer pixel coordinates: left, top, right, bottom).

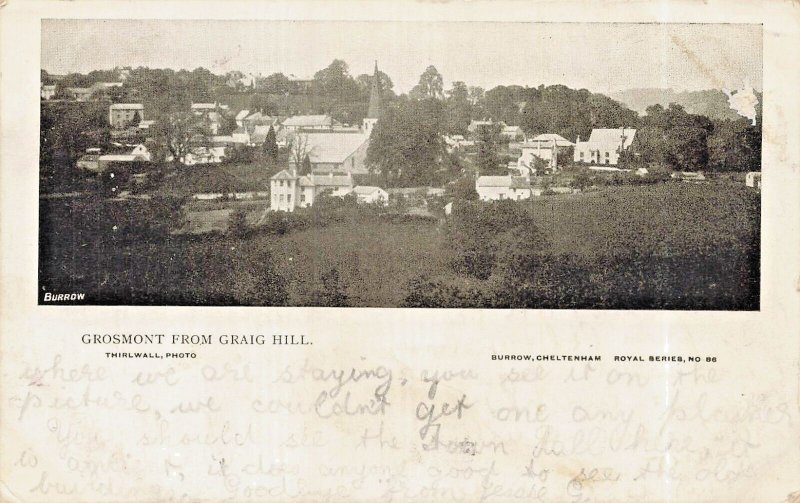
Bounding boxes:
404 184 760 310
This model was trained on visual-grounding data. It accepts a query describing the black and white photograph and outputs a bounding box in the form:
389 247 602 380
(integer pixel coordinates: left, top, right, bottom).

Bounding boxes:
39 20 762 309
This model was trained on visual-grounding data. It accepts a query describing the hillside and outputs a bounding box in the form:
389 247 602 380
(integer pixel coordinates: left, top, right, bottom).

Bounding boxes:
610 88 746 121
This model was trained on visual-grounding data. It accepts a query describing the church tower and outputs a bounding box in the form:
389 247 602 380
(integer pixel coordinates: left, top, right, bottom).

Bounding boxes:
363 61 382 135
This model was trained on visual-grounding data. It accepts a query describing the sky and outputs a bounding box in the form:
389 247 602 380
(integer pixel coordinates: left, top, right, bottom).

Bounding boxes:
41 20 762 95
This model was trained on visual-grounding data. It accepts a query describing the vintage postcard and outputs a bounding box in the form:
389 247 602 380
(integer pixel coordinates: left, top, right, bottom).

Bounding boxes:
1 0 799 502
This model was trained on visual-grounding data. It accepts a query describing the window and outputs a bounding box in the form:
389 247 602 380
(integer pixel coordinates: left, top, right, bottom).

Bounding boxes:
287 195 292 204
579 151 584 159
300 194 306 203
279 194 284 202
279 180 284 187
605 151 610 158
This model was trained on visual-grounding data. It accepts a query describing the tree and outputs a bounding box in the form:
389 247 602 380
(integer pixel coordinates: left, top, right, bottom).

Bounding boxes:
366 98 444 187
313 59 360 101
128 110 142 128
227 209 249 238
708 118 761 172
444 81 472 135
634 103 714 172
301 154 312 175
152 111 207 165
410 66 444 100
475 123 503 175
289 133 313 172
263 125 279 163
262 73 292 95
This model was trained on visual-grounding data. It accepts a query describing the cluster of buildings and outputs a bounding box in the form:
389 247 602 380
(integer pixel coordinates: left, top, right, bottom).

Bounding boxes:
41 81 124 101
268 63 384 212
476 127 637 201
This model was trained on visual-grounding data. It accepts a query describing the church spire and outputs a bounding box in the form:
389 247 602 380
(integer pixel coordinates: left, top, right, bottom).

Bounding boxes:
367 60 382 120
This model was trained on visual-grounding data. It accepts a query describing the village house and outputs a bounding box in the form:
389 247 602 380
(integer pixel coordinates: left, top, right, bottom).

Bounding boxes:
746 171 762 189
351 186 389 205
518 134 575 173
109 103 144 129
475 175 533 201
282 114 339 132
468 120 504 138
287 74 314 94
249 125 274 146
235 110 251 127
574 128 636 166
500 126 526 142
232 126 251 145
270 170 354 212
241 112 280 131
40 84 56 100
76 154 100 171
66 87 93 101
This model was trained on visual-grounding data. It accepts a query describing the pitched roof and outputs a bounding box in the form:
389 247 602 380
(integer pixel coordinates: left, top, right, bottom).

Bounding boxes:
109 103 144 110
352 185 385 195
310 173 352 187
235 110 251 121
283 115 335 128
271 169 297 181
302 132 369 165
526 133 574 147
476 175 530 189
98 154 142 162
586 128 636 149
250 125 273 144
191 103 217 110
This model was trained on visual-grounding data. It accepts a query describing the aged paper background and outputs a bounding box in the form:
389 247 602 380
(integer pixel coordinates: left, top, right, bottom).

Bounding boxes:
2 1 799 502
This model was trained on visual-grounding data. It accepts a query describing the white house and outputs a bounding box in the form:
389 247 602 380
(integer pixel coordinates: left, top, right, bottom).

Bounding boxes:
351 186 389 205
232 126 251 145
129 144 151 161
41 84 56 100
574 128 636 166
745 171 762 189
270 170 355 212
166 146 227 166
518 134 575 172
475 175 533 201
500 126 526 142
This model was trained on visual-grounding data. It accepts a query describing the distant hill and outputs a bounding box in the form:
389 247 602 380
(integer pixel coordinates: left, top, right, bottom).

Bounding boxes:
610 88 747 121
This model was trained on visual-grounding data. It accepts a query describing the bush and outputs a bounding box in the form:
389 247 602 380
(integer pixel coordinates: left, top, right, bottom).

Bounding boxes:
227 208 249 238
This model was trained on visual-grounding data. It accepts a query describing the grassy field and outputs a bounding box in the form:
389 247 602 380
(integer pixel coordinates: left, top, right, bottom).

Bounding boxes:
39 180 759 308
252 220 447 306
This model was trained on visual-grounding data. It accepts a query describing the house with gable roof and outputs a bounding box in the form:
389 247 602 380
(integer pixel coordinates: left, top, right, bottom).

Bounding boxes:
282 114 339 131
574 128 636 166
475 175 533 201
518 133 575 173
270 170 355 212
